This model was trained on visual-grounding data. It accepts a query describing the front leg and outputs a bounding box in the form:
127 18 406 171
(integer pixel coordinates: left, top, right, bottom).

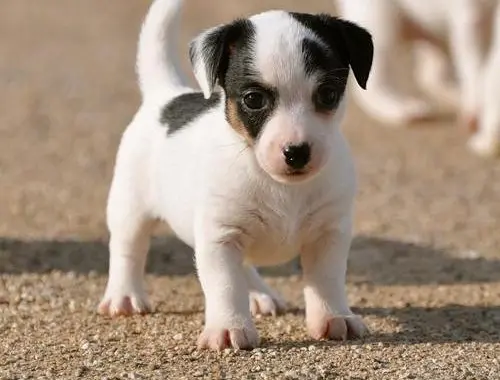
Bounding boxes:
195 239 258 350
468 4 500 157
449 0 489 130
301 217 368 341
414 41 460 109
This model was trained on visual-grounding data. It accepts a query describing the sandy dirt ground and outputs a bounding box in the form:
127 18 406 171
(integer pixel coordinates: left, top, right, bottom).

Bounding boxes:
1 0 499 379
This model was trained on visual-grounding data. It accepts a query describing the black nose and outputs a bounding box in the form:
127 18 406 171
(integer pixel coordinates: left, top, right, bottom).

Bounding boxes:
283 143 311 170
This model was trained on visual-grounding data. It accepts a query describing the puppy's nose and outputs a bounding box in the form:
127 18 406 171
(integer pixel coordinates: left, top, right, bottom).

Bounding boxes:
283 143 311 170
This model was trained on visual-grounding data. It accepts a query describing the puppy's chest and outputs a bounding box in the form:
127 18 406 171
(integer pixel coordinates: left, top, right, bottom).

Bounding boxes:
234 197 333 266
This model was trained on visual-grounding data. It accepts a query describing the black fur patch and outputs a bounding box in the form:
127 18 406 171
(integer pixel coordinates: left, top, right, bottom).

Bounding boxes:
290 12 373 89
189 19 256 96
160 92 221 134
226 85 278 140
220 22 278 139
301 38 344 77
301 38 347 111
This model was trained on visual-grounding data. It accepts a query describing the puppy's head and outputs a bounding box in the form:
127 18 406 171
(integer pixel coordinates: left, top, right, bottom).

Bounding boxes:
189 11 373 184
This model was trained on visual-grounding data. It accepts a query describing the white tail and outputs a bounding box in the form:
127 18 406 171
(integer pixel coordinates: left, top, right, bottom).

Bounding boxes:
136 0 187 98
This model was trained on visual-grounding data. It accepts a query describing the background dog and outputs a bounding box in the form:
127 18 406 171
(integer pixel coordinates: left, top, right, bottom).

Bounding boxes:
336 0 500 157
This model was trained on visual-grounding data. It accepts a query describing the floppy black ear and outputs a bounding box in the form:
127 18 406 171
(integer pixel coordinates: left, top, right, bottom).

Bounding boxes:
290 13 374 89
189 19 254 98
337 19 373 89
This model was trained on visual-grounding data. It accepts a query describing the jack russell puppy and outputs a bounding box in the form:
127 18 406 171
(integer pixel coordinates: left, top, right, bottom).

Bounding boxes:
98 0 373 350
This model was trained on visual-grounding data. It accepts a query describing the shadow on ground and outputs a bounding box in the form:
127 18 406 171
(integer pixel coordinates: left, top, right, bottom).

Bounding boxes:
265 304 500 345
358 305 500 344
2 235 499 344
1 235 499 285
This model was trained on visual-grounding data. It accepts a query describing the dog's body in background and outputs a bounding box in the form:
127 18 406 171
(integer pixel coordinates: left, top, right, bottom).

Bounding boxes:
98 0 373 350
337 0 500 157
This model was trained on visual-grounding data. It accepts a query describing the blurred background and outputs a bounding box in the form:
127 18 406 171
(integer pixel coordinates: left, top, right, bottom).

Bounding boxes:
1 0 499 378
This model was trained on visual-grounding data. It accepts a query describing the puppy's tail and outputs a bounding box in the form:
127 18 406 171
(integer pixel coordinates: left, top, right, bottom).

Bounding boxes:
137 0 187 98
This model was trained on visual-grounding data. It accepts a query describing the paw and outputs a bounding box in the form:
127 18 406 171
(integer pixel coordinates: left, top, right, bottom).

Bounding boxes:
460 113 479 134
249 291 286 317
98 288 151 316
197 325 259 350
363 97 435 126
307 314 369 341
468 132 500 158
392 99 435 124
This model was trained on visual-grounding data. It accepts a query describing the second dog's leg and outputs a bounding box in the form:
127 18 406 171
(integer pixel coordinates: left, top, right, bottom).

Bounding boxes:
449 0 489 130
469 4 500 157
301 216 368 341
414 41 460 109
196 239 258 350
245 266 287 317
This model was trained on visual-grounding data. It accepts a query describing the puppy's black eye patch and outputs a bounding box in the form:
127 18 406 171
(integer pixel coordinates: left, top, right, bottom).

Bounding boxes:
224 83 278 140
301 38 348 112
313 75 347 111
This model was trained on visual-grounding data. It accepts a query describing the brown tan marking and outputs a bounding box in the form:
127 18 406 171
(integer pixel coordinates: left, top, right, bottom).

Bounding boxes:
226 99 255 145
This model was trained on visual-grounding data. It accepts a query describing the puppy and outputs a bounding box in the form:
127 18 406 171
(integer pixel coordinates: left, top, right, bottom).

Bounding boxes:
336 0 500 157
98 0 373 350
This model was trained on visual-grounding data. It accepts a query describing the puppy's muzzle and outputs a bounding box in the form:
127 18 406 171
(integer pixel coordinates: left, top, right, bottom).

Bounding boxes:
283 142 311 171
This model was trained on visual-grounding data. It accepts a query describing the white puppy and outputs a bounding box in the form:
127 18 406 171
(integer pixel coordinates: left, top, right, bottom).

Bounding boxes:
98 0 373 350
336 0 500 157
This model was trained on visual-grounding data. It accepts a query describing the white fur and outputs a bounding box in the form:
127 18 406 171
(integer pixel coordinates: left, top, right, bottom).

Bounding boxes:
99 0 368 350
336 0 500 157
136 0 189 98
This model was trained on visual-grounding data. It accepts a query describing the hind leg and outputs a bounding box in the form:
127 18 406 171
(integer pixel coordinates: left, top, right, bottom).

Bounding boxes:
98 149 156 316
245 266 287 317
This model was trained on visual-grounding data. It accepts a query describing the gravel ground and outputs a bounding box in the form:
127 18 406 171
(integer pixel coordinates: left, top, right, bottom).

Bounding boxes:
1 1 499 379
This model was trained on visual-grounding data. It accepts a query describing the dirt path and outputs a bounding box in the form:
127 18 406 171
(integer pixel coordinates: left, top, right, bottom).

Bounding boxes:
1 1 499 379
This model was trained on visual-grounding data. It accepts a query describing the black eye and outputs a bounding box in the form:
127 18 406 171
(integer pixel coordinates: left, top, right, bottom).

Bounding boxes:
315 85 339 110
242 91 267 110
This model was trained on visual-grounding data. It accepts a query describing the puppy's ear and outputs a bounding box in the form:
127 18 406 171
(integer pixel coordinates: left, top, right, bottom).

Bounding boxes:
336 19 373 89
189 19 253 99
291 13 374 89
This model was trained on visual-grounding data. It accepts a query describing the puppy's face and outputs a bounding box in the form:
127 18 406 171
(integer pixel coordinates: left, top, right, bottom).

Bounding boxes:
190 11 373 184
